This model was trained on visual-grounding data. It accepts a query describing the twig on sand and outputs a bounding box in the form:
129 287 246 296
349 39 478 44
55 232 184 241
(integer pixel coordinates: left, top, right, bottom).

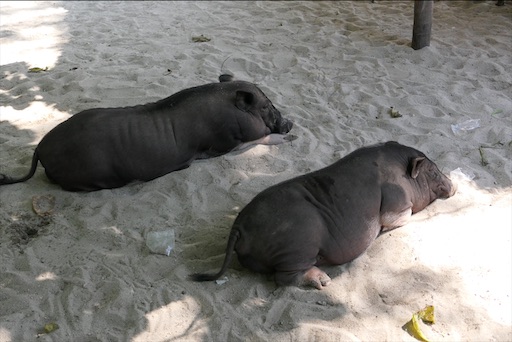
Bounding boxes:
478 146 489 166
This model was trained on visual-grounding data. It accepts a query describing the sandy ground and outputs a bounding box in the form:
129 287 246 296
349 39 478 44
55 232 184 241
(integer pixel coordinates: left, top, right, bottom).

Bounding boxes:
0 1 511 341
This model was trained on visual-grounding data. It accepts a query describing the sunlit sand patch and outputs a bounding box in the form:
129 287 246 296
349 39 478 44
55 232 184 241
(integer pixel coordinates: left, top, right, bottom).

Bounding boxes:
0 102 70 142
0 1 69 68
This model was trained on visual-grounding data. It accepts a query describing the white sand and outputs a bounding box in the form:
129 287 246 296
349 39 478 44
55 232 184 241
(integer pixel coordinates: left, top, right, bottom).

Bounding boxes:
1 1 511 341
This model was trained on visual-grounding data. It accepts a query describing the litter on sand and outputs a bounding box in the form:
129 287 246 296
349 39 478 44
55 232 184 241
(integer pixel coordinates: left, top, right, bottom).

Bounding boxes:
403 305 436 342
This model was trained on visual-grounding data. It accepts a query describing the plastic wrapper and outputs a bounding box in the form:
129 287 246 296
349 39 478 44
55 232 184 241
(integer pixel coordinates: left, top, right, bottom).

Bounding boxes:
451 119 480 135
146 229 175 256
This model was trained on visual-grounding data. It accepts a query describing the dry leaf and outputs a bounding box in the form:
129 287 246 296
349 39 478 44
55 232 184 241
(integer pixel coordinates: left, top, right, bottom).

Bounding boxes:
32 195 55 217
43 322 59 333
389 106 402 118
192 34 211 42
28 67 48 73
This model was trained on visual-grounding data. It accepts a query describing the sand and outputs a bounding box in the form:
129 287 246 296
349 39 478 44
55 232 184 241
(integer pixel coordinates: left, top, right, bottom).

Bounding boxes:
0 1 511 341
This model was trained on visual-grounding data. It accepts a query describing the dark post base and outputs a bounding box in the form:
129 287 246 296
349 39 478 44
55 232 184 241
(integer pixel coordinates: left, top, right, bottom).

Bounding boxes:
412 0 433 50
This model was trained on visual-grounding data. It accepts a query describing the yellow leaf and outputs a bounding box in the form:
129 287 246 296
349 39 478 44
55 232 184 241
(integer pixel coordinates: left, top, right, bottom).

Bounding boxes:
410 313 430 342
43 322 59 333
403 305 436 342
418 305 435 324
28 67 48 73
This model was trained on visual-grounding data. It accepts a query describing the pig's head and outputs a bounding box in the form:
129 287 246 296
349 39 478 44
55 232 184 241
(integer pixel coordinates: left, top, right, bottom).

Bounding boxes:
408 155 456 212
235 89 293 135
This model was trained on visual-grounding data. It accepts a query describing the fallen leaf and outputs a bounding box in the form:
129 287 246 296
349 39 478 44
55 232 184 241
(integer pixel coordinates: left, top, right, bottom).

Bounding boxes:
411 313 430 342
43 322 59 333
389 106 402 118
32 195 55 217
403 305 436 342
192 34 211 42
418 305 435 324
28 67 48 73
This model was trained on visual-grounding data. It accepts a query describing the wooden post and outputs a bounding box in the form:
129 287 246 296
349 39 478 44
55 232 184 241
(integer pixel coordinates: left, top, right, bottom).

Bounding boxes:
412 0 433 50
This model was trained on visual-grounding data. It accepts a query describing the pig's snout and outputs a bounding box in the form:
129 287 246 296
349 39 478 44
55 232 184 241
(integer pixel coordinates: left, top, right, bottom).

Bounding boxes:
278 118 293 134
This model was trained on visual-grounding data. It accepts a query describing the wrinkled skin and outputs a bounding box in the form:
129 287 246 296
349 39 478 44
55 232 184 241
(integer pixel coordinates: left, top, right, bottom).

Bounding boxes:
191 141 456 289
0 75 293 191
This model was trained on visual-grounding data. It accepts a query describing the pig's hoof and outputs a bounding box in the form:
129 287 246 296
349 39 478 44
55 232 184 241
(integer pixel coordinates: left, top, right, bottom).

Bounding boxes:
302 267 331 290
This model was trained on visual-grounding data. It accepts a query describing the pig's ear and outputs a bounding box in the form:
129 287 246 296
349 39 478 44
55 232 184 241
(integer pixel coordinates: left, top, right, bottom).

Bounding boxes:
235 91 255 112
408 156 425 179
